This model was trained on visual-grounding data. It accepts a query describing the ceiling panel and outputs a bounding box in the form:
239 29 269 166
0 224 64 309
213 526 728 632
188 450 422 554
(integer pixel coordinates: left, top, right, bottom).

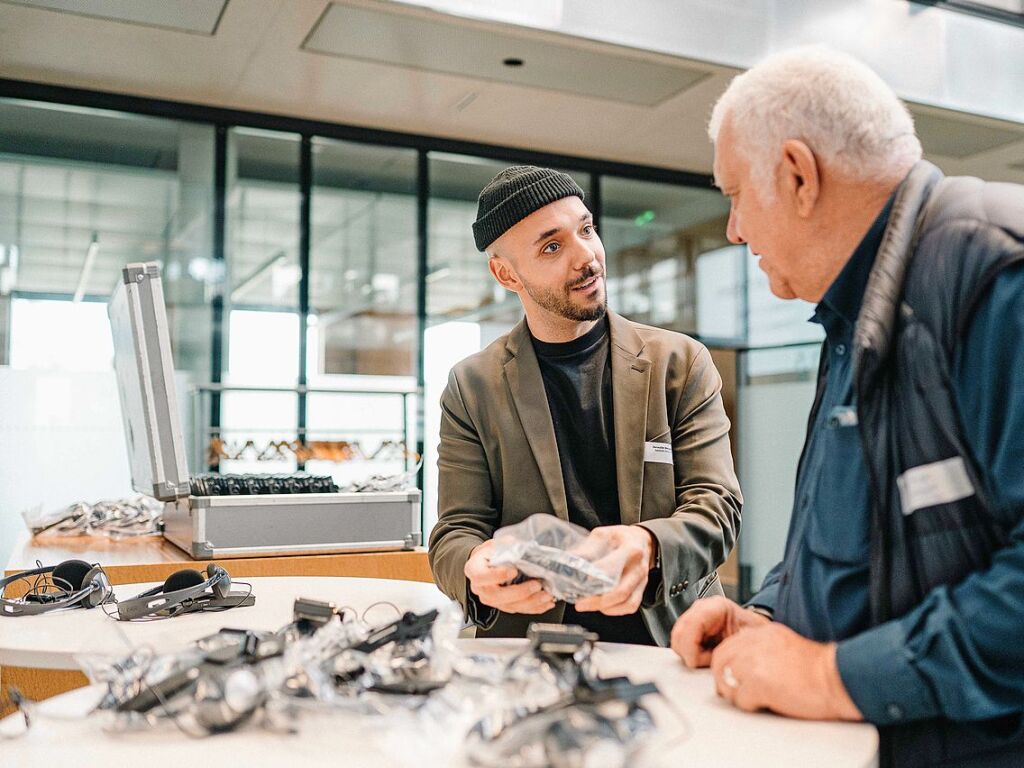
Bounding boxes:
0 0 228 34
304 1 710 107
913 110 1024 159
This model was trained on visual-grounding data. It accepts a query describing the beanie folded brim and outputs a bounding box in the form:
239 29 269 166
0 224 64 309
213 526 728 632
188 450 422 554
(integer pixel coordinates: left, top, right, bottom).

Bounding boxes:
473 169 584 251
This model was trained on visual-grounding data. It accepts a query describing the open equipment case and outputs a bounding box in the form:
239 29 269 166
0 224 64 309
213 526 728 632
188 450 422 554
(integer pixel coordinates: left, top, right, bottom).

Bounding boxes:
108 262 421 559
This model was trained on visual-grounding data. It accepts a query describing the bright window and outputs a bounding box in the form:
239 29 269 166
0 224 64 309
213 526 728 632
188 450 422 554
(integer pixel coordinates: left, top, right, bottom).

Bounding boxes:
9 298 113 372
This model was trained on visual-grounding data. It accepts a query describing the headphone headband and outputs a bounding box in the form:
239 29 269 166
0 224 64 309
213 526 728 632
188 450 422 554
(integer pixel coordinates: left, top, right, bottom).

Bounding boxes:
115 564 240 621
0 562 111 617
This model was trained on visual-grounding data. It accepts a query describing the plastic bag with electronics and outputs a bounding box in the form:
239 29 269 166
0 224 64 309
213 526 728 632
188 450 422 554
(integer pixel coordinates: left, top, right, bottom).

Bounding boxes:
291 600 462 705
22 496 162 539
74 600 462 737
464 623 660 768
488 515 625 602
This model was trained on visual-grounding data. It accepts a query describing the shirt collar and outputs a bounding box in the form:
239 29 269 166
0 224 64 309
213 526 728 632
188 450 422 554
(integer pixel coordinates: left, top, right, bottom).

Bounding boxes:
813 193 895 337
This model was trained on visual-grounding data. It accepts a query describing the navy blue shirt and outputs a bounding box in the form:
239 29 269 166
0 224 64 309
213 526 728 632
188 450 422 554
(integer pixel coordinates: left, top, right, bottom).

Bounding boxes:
750 195 891 641
750 196 1024 725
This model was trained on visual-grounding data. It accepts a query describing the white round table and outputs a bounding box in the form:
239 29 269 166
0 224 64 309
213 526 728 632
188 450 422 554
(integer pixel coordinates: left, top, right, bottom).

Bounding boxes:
0 576 452 669
0 638 878 767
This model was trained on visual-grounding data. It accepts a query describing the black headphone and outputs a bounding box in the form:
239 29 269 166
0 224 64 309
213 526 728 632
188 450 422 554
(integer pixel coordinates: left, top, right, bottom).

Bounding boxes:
0 560 112 617
114 564 253 621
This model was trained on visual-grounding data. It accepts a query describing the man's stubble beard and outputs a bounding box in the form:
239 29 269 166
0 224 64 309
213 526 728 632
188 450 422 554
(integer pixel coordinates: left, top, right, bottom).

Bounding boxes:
523 266 607 323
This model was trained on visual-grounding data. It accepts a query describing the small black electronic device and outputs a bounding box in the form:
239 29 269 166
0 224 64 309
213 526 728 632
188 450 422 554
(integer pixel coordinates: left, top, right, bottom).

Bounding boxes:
115 664 203 714
527 623 598 657
354 608 439 654
0 560 113 617
196 628 285 664
114 563 254 620
351 608 446 695
197 629 255 664
292 596 344 634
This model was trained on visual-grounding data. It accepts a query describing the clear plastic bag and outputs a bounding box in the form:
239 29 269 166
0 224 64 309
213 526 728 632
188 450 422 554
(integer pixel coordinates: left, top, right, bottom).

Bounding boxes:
340 460 422 493
466 699 656 768
489 515 624 602
463 625 660 768
22 496 162 539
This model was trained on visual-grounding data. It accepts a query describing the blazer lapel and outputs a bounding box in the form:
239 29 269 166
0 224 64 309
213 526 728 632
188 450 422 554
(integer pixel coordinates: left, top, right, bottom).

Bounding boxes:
608 311 650 525
503 320 569 521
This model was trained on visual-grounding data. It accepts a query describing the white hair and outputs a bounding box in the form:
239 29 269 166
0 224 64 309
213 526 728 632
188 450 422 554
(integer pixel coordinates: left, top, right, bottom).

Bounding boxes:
709 46 922 197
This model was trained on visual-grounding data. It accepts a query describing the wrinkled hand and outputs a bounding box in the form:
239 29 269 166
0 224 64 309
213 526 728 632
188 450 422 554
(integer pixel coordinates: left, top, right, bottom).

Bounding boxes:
708 622 863 720
671 595 770 668
464 539 556 614
573 525 656 616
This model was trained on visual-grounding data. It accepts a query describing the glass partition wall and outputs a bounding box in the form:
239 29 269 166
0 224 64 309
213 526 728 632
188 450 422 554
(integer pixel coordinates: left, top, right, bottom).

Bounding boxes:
218 128 302 475
0 99 215 566
307 139 419 487
0 87 824 556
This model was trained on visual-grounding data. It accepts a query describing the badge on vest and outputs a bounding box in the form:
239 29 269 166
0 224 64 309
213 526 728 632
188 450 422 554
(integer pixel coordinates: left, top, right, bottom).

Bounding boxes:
644 441 673 464
897 456 975 516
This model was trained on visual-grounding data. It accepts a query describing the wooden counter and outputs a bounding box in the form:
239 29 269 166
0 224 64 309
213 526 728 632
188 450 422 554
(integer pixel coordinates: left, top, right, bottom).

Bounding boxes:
4 531 433 589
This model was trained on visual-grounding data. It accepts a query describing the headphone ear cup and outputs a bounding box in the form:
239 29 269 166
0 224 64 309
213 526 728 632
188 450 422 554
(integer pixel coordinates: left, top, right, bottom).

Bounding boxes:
51 559 93 592
163 568 206 594
207 564 230 599
81 566 109 608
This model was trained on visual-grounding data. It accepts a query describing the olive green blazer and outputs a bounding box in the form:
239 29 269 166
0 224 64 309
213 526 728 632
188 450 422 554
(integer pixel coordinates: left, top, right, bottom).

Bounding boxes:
428 310 742 646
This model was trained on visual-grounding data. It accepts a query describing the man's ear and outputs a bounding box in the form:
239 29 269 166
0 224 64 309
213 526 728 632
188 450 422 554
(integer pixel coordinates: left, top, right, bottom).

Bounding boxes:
488 254 521 293
780 139 820 218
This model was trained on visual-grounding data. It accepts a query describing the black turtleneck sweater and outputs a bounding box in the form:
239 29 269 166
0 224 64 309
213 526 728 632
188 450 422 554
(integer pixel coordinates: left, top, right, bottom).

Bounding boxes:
531 317 654 645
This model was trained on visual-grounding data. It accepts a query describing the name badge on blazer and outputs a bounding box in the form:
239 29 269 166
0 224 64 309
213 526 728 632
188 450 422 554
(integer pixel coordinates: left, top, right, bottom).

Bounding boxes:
644 441 673 464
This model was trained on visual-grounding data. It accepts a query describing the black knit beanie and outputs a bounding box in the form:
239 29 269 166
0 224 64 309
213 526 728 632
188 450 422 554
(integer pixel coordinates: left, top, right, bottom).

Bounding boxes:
472 166 585 252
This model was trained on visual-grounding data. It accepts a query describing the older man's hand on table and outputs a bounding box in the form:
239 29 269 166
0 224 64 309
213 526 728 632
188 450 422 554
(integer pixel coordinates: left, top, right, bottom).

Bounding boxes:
671 596 863 721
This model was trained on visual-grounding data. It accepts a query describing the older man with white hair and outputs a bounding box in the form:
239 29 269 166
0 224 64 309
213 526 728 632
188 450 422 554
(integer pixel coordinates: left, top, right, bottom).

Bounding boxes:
670 46 1024 767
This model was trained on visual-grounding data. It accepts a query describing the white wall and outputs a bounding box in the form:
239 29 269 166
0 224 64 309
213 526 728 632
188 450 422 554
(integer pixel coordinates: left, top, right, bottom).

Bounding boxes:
0 368 134 568
422 321 482 538
736 377 817 591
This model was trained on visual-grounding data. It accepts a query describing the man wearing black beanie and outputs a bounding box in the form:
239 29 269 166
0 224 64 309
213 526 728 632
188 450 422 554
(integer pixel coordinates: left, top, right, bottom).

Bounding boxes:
428 165 742 646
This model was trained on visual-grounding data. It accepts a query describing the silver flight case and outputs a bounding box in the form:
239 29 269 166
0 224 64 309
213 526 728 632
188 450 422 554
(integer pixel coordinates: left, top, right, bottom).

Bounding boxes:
109 261 422 560
161 492 421 559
